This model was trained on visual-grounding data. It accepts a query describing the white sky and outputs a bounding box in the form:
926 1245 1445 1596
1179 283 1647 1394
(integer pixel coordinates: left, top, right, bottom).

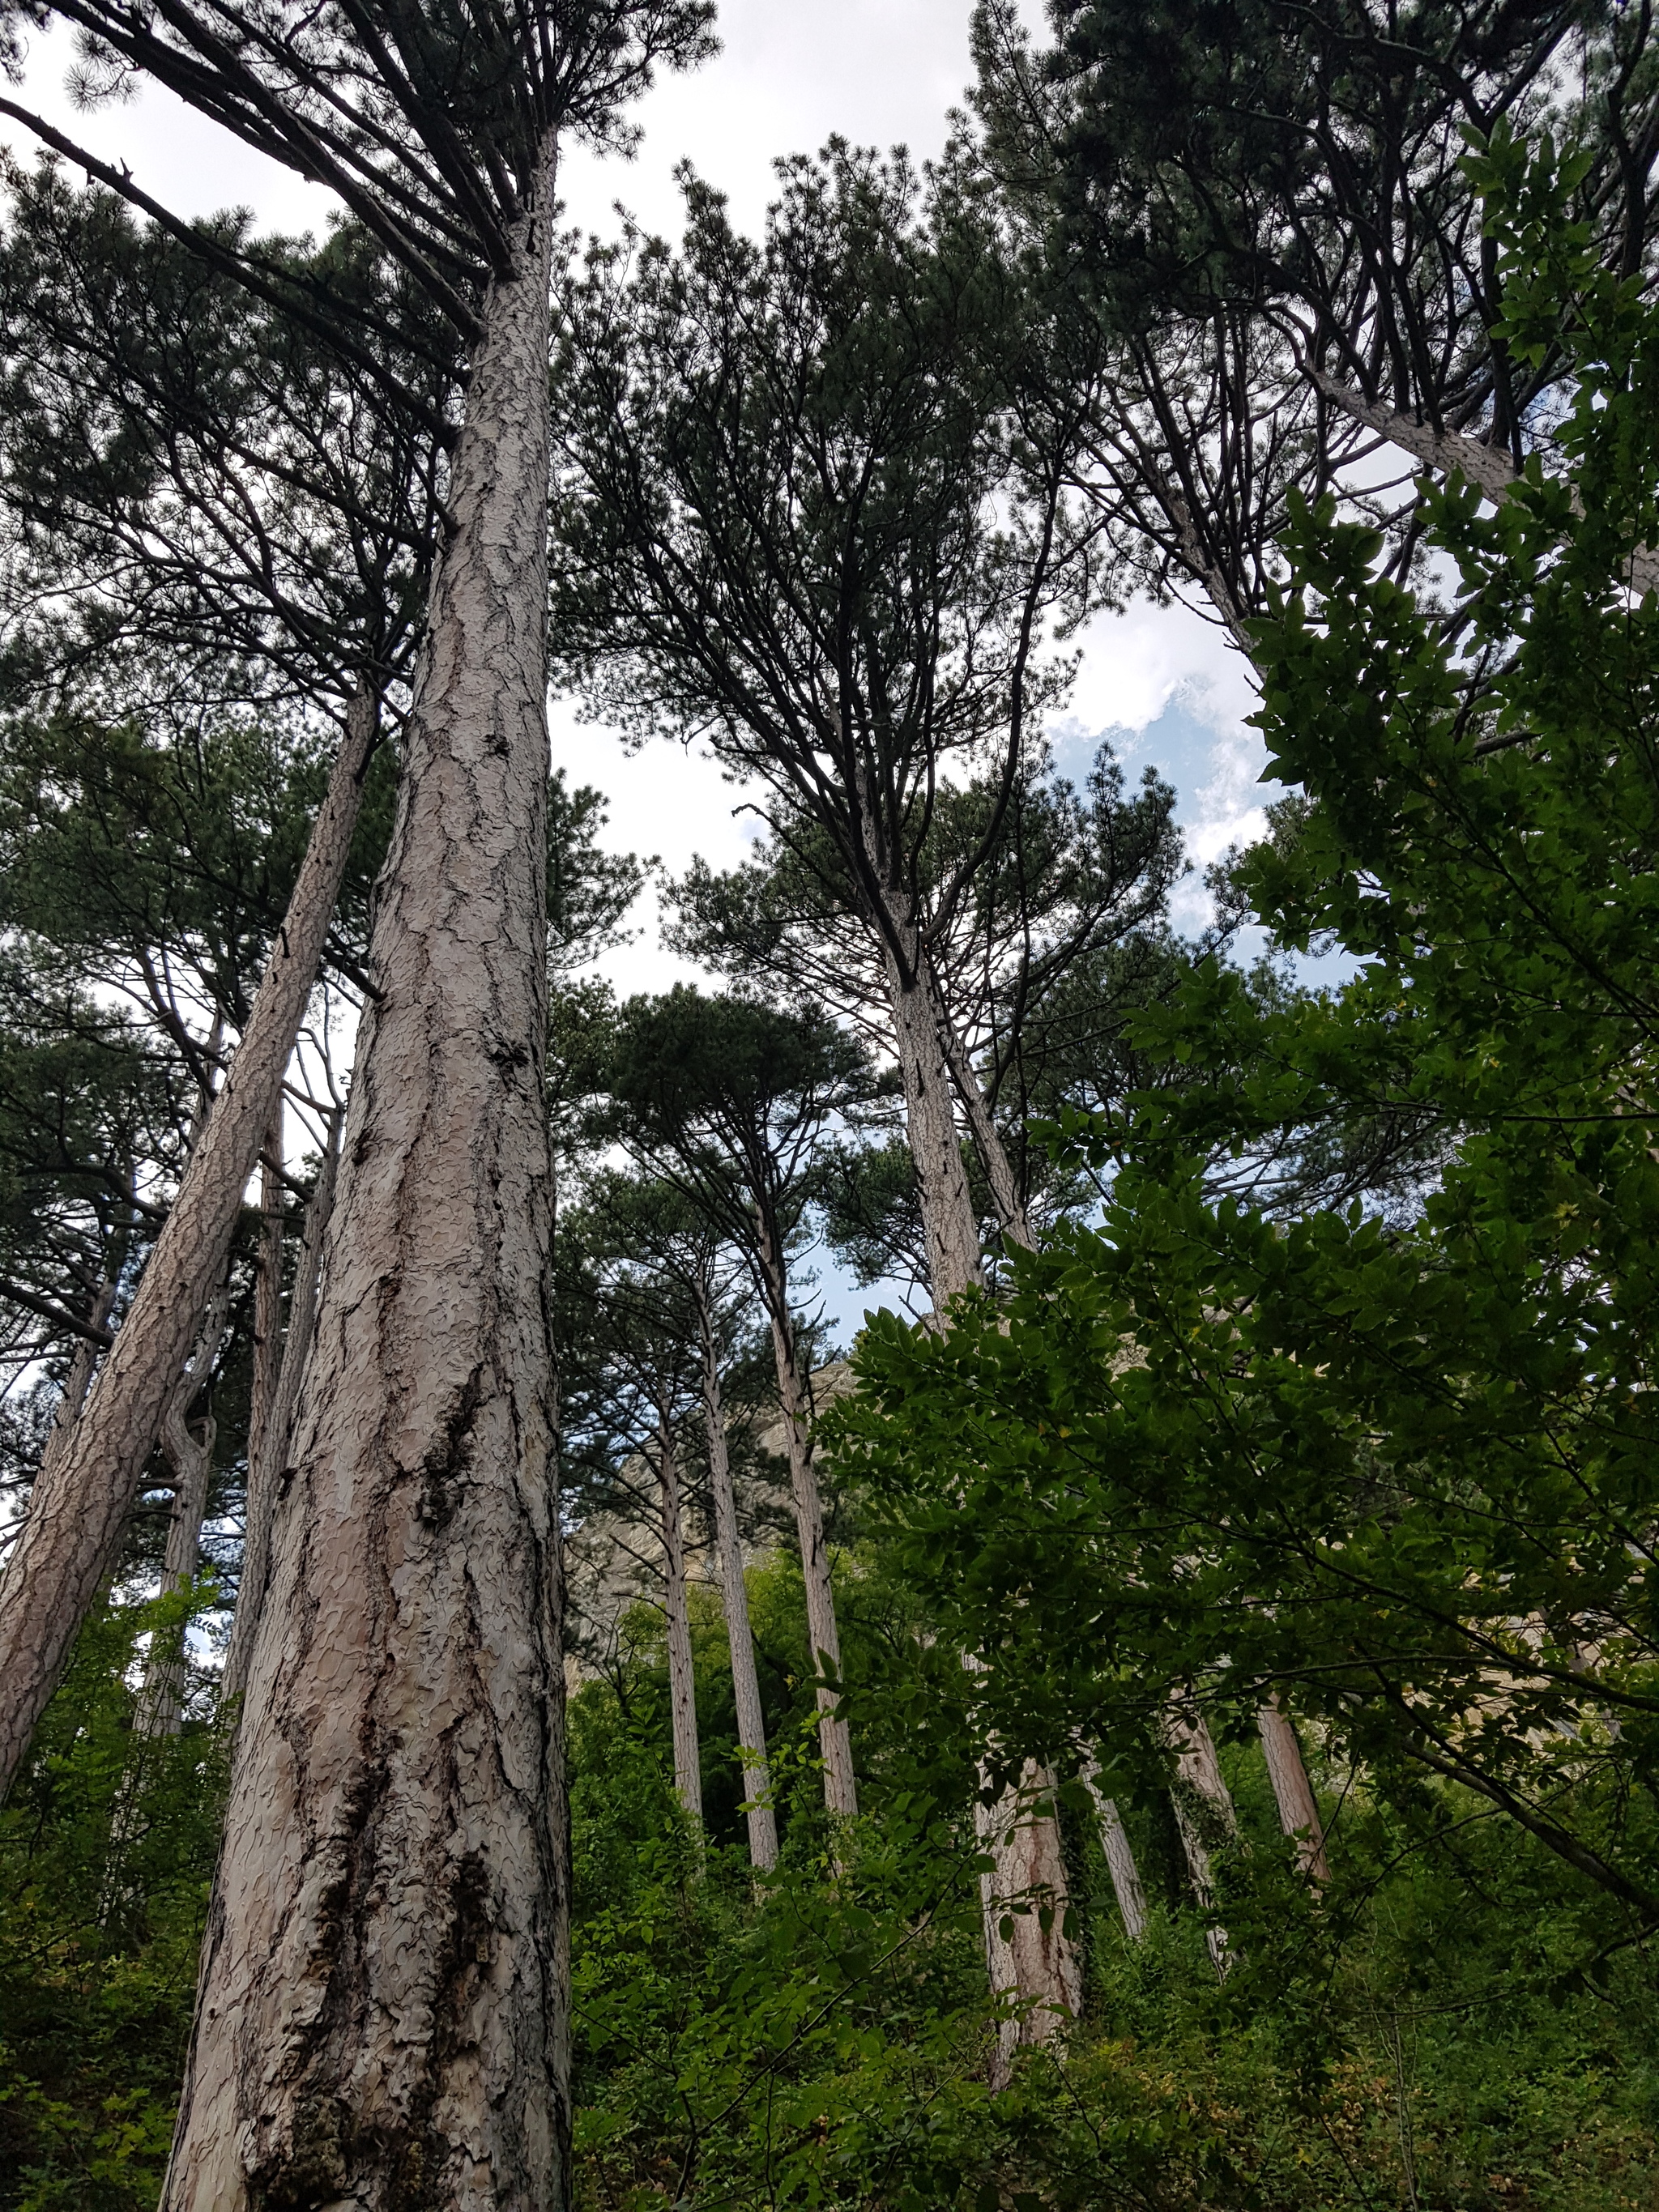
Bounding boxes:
2 0 1273 1328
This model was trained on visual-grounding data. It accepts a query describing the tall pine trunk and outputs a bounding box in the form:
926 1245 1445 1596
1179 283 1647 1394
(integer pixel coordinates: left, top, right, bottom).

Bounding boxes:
753 1205 857 1820
137 1282 234 1740
0 686 376 1802
696 1280 777 1871
221 1108 341 1711
1166 1703 1236 1975
161 144 567 2212
975 1761 1083 2091
1258 1703 1329 1881
880 914 985 1300
1081 1759 1149 1943
929 957 1032 1252
245 1129 286 1510
655 1390 702 1826
877 905 1081 2057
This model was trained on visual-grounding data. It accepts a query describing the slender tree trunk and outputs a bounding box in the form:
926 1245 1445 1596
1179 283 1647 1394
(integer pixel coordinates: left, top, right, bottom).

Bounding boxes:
0 685 377 1804
243 1125 286 1502
137 1281 234 1740
1258 1703 1329 1881
877 906 984 1302
976 1760 1083 2091
1081 1758 1149 1942
695 1281 777 1873
1166 1702 1235 1975
655 1392 702 1826
37 1273 121 1484
161 143 567 2212
220 1108 341 1711
753 1205 857 1820
876 910 1080 2051
930 959 1033 1251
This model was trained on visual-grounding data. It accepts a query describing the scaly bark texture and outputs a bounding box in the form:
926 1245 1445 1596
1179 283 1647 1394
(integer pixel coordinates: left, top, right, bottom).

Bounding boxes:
753 1209 857 1820
161 144 566 2212
697 1289 777 1872
976 1762 1083 2091
0 685 376 1804
221 1108 341 1711
1257 1703 1330 1881
1081 1760 1149 1943
138 1282 234 1740
656 1392 702 1825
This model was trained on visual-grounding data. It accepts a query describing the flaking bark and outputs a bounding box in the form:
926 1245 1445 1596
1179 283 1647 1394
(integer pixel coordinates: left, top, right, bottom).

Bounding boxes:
161 143 567 2212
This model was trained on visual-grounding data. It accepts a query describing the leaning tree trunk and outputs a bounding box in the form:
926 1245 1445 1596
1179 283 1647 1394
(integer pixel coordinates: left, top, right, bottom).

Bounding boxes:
1258 1702 1330 1881
753 1204 857 1821
1166 1701 1237 1975
220 1107 341 1711
696 1282 777 1872
160 143 567 2212
929 957 1033 1253
137 1281 234 1740
655 1389 702 1826
0 685 376 1804
36 1272 121 1485
1081 1758 1149 1943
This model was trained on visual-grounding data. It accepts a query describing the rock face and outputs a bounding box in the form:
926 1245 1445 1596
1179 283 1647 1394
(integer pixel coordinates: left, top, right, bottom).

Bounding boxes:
563 1362 855 1692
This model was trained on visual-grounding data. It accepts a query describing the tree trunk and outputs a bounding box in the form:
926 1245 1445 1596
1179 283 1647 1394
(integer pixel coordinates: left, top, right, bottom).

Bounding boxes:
137 1281 234 1740
1258 1703 1329 1882
877 914 1080 2052
1307 369 1659 601
877 906 984 1302
0 684 377 1804
930 958 1033 1252
1081 1758 1149 1942
244 1125 286 1507
695 1281 777 1872
976 1760 1082 2091
37 1274 121 1485
220 1107 341 1711
655 1392 702 1826
753 1204 857 1820
1166 1701 1235 1975
160 142 567 2212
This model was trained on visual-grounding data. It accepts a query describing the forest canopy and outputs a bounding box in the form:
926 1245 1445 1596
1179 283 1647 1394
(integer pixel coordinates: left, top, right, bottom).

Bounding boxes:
1 4 1657 2210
